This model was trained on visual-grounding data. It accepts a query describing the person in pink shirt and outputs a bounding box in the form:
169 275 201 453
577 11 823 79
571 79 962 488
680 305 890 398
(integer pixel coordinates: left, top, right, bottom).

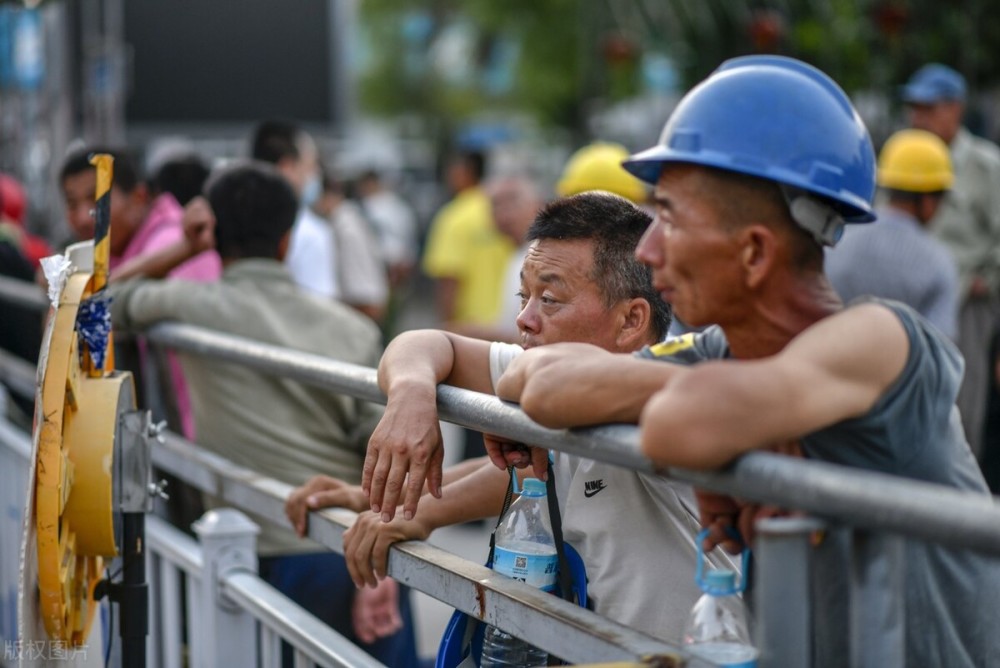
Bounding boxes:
59 146 220 438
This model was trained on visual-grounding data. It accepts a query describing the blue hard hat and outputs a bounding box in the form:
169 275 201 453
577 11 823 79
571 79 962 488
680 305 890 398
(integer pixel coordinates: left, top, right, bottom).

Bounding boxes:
623 55 877 223
901 63 967 104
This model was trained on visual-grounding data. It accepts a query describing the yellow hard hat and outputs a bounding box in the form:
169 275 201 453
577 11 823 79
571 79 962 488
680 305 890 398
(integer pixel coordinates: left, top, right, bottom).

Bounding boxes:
877 129 954 193
556 142 647 203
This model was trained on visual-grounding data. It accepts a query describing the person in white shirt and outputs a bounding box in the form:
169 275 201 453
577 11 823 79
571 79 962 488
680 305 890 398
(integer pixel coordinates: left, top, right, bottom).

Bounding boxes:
356 169 419 289
251 120 339 300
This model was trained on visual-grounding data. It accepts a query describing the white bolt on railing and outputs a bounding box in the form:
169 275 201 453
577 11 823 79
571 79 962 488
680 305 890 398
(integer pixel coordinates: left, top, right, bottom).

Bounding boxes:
190 509 259 668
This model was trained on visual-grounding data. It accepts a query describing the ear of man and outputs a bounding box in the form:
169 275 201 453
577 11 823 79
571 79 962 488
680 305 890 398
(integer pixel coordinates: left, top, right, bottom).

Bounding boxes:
615 297 653 350
738 224 779 291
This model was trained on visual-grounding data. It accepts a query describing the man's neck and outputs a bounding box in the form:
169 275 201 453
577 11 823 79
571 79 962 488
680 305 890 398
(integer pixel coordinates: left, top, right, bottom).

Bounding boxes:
722 273 841 359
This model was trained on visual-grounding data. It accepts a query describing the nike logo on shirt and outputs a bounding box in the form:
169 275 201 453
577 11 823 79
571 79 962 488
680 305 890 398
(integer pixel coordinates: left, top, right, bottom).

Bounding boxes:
583 479 607 498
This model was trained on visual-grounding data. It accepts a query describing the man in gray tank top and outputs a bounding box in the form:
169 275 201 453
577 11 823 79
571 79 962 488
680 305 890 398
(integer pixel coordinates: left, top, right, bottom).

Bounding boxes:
479 57 1000 666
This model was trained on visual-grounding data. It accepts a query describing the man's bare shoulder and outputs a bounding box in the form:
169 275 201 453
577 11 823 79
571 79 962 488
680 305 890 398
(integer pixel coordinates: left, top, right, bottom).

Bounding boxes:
785 301 909 389
806 301 906 341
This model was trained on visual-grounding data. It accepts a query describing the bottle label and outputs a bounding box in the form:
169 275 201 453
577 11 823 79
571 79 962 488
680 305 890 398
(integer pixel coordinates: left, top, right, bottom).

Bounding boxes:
493 545 558 592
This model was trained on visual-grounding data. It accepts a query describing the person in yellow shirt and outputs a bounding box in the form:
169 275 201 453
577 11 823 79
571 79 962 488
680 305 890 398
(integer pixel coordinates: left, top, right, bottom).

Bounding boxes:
422 150 514 326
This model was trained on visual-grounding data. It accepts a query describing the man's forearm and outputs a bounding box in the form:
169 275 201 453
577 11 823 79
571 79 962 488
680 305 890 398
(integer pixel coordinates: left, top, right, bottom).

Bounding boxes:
377 329 494 397
519 356 676 428
438 456 489 489
377 330 455 397
415 461 510 530
110 238 195 282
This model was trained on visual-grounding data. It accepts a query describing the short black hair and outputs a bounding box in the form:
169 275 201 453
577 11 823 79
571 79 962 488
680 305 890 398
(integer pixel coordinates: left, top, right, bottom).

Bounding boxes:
527 192 671 341
455 150 486 182
206 161 298 261
59 146 141 193
153 155 210 206
250 120 302 164
358 169 380 183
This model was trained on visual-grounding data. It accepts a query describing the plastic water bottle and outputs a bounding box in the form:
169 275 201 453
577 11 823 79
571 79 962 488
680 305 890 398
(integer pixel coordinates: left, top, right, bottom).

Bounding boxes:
684 569 758 668
480 478 557 668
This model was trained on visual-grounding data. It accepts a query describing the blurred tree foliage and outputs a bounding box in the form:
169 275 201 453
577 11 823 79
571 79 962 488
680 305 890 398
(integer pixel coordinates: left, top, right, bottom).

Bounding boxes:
358 0 1000 136
631 0 999 94
358 0 595 137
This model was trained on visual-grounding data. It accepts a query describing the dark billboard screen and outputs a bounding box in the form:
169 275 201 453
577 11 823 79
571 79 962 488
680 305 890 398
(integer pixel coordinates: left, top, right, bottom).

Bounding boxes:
124 1 334 123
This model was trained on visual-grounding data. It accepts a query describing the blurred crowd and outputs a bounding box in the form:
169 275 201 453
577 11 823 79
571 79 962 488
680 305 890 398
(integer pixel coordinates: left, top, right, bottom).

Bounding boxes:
2 59 1000 666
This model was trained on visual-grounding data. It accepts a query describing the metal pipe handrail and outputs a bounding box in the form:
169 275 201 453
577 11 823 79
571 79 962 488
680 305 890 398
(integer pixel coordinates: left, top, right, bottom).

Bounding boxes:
0 347 37 401
0 275 47 312
142 321 1000 556
3 317 1000 553
0 411 32 461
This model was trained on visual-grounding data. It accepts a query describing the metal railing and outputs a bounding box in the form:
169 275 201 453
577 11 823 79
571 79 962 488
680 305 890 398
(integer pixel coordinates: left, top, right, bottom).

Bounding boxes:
144 321 1000 556
0 276 684 665
139 321 1000 668
145 511 386 668
0 399 386 668
0 274 46 312
148 429 682 663
4 274 1000 667
0 401 31 658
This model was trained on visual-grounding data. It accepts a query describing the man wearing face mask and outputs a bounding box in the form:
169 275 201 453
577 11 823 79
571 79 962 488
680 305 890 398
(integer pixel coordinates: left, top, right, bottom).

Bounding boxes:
251 120 339 299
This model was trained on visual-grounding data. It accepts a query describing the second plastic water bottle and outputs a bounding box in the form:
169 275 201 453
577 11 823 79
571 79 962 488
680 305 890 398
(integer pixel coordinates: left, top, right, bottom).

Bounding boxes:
683 567 758 668
480 478 557 668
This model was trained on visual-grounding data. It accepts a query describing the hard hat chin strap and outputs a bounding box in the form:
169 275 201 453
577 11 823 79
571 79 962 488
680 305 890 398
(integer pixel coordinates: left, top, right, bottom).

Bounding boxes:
781 185 845 247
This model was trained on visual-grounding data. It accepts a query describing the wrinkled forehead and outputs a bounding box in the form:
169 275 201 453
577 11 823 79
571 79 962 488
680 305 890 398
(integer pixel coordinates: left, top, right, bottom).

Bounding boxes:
521 237 597 284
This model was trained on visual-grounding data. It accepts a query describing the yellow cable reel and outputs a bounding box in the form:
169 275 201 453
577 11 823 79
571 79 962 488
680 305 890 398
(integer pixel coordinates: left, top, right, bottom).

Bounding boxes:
34 154 137 645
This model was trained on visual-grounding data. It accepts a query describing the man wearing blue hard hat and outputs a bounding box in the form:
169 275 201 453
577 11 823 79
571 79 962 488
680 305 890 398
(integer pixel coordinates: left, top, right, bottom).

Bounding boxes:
903 62 1000 460
484 56 1000 666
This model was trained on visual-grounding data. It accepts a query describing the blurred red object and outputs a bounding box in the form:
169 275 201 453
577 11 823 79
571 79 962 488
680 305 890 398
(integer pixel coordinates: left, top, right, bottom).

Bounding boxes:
1 172 52 267
749 9 786 52
0 173 27 224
